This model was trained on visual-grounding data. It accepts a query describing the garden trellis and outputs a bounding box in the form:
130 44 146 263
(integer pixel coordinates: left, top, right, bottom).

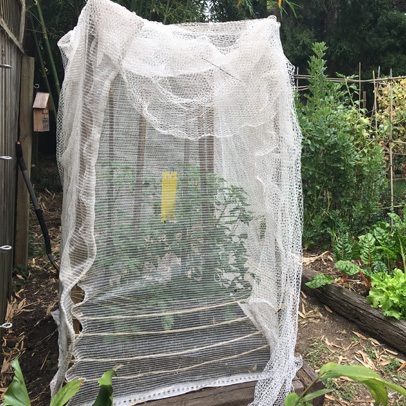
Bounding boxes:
295 69 406 213
52 1 303 405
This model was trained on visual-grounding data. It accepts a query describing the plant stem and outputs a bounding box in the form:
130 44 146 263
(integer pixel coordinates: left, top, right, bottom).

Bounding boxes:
359 271 371 290
34 0 60 98
163 0 171 24
399 235 406 272
294 371 327 405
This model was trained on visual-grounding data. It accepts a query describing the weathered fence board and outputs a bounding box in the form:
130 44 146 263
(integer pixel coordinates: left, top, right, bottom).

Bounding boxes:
14 56 34 270
0 0 24 325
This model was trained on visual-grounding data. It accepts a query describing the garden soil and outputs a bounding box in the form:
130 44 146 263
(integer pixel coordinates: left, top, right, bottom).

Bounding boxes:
1 157 405 406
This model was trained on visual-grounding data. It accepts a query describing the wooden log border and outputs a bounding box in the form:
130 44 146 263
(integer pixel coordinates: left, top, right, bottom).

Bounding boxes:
302 266 406 355
140 361 324 406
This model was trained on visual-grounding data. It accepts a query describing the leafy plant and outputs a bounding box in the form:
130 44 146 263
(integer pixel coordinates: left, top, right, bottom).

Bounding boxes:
95 163 255 331
306 208 406 319
284 362 406 406
3 358 116 406
376 78 406 180
299 42 387 248
12 265 30 292
367 269 406 320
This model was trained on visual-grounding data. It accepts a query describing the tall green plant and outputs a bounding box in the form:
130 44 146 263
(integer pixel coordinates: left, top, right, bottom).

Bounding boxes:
285 362 406 406
4 358 116 406
299 42 387 248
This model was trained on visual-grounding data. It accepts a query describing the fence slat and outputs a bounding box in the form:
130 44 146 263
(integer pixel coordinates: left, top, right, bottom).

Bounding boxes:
14 56 34 270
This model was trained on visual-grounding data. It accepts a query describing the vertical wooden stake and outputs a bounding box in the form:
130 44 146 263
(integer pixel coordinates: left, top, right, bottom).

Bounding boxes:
14 56 35 269
296 66 299 91
373 71 378 134
184 138 190 166
133 113 147 233
207 108 214 174
108 89 115 230
358 62 362 111
389 69 394 220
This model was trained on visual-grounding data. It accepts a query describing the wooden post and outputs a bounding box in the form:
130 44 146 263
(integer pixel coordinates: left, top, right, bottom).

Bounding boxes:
389 69 394 219
133 113 147 233
358 62 362 111
14 56 35 269
373 71 378 133
296 66 299 91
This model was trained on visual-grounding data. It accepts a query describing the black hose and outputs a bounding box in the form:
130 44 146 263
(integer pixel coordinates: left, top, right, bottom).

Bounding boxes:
16 141 60 274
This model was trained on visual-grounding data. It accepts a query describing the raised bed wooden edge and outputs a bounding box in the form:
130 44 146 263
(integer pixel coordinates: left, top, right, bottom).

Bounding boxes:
140 361 324 406
302 266 406 354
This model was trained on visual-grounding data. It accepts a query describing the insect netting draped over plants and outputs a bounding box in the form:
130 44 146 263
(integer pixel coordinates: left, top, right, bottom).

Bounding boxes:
51 0 303 404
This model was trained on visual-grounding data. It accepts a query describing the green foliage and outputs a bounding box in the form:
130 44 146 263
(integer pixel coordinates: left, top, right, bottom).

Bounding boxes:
308 208 406 319
377 78 406 177
95 163 255 331
335 260 361 277
299 42 387 248
49 380 83 406
284 362 406 406
3 358 32 406
355 207 406 273
92 370 117 406
4 358 84 406
304 273 333 289
333 233 354 261
12 265 30 292
279 0 406 77
4 358 120 406
367 269 406 320
266 0 297 17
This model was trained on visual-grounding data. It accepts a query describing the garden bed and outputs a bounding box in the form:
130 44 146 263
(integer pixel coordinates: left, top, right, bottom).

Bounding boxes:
140 363 324 406
301 265 406 355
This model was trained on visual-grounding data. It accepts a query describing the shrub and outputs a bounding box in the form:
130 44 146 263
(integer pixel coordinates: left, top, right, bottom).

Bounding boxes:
299 42 387 248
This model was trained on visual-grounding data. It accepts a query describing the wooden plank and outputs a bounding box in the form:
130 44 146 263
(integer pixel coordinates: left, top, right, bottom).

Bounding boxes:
14 55 34 269
18 0 25 45
0 16 24 53
33 91 49 109
302 266 406 354
139 361 324 406
296 362 325 406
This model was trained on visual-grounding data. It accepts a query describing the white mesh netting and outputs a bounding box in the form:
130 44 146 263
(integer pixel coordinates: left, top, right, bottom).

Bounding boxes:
52 1 303 404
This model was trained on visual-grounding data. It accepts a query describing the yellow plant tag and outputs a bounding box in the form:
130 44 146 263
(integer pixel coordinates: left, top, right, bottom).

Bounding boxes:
161 172 177 221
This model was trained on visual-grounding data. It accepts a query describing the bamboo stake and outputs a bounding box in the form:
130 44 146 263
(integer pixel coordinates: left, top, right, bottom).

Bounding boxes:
389 69 394 218
184 139 190 165
207 108 214 174
108 89 115 232
133 112 147 233
373 71 378 134
296 66 299 90
198 109 210 281
198 136 209 223
34 0 61 98
359 62 361 111
30 14 57 121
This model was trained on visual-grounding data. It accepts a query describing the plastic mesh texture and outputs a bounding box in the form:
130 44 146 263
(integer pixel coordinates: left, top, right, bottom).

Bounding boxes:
52 1 303 405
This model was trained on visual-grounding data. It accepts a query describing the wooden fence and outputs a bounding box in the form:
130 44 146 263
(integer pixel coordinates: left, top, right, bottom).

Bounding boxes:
0 0 25 324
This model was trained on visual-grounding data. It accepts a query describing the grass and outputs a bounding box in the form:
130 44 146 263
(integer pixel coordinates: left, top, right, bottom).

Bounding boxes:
324 379 360 402
304 338 332 369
